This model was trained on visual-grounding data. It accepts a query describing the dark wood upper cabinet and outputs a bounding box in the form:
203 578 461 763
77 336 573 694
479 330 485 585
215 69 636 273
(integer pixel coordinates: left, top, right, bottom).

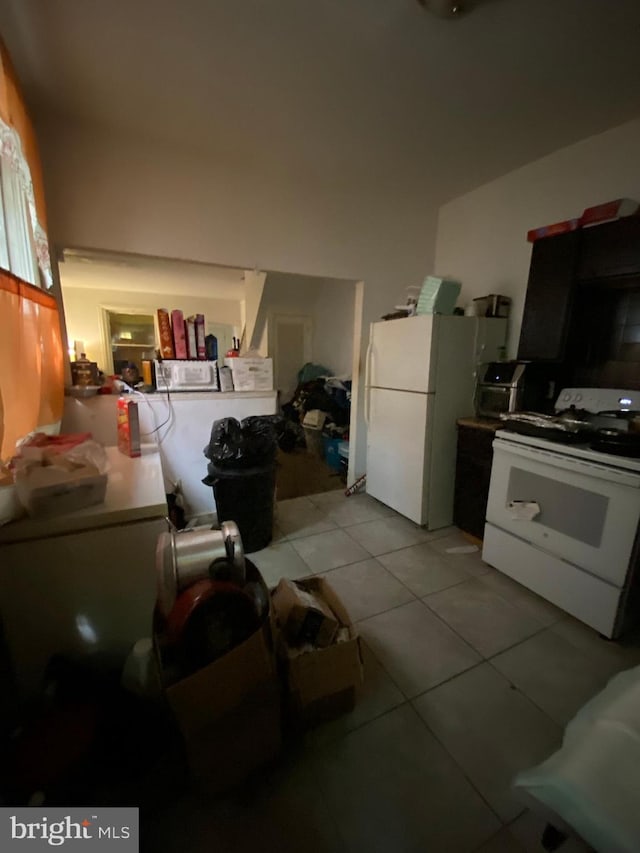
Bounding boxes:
577 217 640 281
517 230 581 362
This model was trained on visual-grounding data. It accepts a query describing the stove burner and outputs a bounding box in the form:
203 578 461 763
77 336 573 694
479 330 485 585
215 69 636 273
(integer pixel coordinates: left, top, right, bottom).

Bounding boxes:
590 428 640 458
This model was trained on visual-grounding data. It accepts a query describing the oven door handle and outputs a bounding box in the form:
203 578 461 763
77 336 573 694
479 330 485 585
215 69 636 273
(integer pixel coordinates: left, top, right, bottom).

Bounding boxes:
493 437 640 488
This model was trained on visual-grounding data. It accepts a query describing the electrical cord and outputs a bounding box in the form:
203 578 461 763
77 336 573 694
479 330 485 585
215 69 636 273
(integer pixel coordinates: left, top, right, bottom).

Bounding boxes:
117 367 175 444
143 368 174 440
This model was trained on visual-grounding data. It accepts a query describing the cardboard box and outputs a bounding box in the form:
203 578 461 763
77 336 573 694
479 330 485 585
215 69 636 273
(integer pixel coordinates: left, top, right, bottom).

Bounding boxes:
158 564 281 793
171 310 188 359
526 218 580 243
580 198 639 227
117 397 141 457
14 464 107 518
273 577 364 727
224 357 274 392
272 577 339 648
195 314 206 359
157 309 175 359
186 316 198 359
302 409 327 430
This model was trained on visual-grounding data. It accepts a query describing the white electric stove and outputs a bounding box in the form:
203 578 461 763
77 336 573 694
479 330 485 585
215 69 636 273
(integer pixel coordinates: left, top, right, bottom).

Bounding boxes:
482 388 640 638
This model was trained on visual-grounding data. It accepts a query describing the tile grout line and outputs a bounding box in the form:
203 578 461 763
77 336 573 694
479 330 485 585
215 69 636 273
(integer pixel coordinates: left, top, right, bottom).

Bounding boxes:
272 513 571 729
305 698 410 752
401 701 508 833
376 551 478 602
418 593 554 671
483 656 567 732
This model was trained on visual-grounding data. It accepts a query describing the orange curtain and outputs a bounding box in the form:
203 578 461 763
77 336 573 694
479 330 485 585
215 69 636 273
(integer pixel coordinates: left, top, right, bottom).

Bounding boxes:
0 271 64 458
0 39 63 459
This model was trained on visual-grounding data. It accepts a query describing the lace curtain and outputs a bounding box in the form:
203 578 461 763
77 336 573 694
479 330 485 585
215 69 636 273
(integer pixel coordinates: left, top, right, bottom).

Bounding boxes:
0 118 52 288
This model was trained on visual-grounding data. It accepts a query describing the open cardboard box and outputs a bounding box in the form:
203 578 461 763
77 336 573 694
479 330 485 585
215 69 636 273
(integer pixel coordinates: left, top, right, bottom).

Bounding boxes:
156 563 282 793
15 464 107 518
272 576 364 727
272 577 339 648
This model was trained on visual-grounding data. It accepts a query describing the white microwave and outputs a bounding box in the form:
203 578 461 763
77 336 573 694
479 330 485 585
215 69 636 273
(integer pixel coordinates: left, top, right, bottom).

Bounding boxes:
153 359 218 391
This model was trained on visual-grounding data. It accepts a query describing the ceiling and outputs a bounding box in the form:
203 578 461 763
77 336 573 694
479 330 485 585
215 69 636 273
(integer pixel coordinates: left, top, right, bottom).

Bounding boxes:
1 0 640 204
59 251 247 300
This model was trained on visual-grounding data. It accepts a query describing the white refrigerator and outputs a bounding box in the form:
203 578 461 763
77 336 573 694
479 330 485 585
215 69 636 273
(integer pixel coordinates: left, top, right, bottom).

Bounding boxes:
365 314 507 529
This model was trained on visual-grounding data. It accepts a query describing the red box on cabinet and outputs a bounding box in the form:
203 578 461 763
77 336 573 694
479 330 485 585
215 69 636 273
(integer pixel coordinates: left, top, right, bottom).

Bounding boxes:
171 310 188 359
117 397 141 458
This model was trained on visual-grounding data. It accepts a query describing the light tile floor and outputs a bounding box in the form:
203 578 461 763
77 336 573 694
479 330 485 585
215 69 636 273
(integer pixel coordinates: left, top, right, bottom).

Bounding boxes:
146 490 640 853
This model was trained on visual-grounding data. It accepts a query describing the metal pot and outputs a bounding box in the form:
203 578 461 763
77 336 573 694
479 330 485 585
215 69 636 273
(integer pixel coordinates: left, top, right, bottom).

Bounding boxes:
156 521 245 617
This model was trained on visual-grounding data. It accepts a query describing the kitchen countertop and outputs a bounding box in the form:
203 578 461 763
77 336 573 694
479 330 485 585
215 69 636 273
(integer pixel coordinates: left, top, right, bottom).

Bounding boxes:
456 417 503 431
0 444 167 544
140 390 277 403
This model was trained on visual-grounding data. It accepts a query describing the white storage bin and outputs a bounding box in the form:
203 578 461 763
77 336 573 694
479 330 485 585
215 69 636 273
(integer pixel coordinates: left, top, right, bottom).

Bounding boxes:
224 358 274 392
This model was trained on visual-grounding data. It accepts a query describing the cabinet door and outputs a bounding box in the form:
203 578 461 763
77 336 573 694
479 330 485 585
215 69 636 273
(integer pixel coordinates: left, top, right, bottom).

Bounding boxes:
453 426 495 540
517 231 580 362
366 387 430 524
577 217 640 281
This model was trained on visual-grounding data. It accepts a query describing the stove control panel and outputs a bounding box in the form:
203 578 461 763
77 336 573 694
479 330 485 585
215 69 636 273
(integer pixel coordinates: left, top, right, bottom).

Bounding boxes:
556 388 640 414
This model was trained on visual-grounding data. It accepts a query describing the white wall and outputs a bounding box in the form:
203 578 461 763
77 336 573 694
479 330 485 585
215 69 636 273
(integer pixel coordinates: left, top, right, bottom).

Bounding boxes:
434 118 640 357
62 286 242 370
37 114 438 478
310 277 355 378
242 269 266 352
256 272 355 377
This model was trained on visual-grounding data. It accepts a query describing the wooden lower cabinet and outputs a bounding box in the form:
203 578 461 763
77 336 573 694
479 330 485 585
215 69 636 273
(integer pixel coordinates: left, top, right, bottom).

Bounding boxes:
453 423 499 541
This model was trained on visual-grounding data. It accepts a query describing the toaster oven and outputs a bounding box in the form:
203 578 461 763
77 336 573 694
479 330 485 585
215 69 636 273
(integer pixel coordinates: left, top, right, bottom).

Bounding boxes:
153 359 218 391
475 361 556 418
475 362 526 418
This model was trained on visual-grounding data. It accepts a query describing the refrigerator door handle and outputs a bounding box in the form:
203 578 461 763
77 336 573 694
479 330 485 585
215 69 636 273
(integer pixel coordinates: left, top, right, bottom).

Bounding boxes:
364 338 373 426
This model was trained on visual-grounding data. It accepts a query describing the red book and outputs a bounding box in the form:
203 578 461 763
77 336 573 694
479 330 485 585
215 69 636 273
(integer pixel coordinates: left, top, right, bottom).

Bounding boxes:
195 314 206 359
171 310 188 359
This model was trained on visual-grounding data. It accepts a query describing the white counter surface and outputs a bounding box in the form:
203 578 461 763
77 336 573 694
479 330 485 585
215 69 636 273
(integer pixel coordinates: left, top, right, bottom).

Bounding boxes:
0 445 167 544
62 391 279 518
142 390 277 403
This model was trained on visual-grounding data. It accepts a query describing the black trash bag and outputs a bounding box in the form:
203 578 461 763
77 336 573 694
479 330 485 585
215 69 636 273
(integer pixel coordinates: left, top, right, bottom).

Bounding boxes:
203 417 244 467
204 416 283 470
240 415 280 466
276 419 303 453
242 414 303 454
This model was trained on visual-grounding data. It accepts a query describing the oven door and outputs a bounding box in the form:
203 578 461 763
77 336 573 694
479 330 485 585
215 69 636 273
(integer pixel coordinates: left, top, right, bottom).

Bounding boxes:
475 384 519 418
486 437 640 585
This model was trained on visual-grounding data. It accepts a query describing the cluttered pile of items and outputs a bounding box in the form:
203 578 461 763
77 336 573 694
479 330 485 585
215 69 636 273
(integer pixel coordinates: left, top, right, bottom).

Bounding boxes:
381 275 511 322
0 432 109 526
153 522 363 792
280 364 352 475
2 520 364 805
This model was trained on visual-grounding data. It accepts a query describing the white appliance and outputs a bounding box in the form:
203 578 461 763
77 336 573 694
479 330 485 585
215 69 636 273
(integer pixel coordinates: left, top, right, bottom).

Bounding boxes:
154 359 218 391
364 314 507 528
483 388 640 638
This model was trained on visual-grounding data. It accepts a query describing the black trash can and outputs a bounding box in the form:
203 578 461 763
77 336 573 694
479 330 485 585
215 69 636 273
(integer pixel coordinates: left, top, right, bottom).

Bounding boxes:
203 462 276 554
